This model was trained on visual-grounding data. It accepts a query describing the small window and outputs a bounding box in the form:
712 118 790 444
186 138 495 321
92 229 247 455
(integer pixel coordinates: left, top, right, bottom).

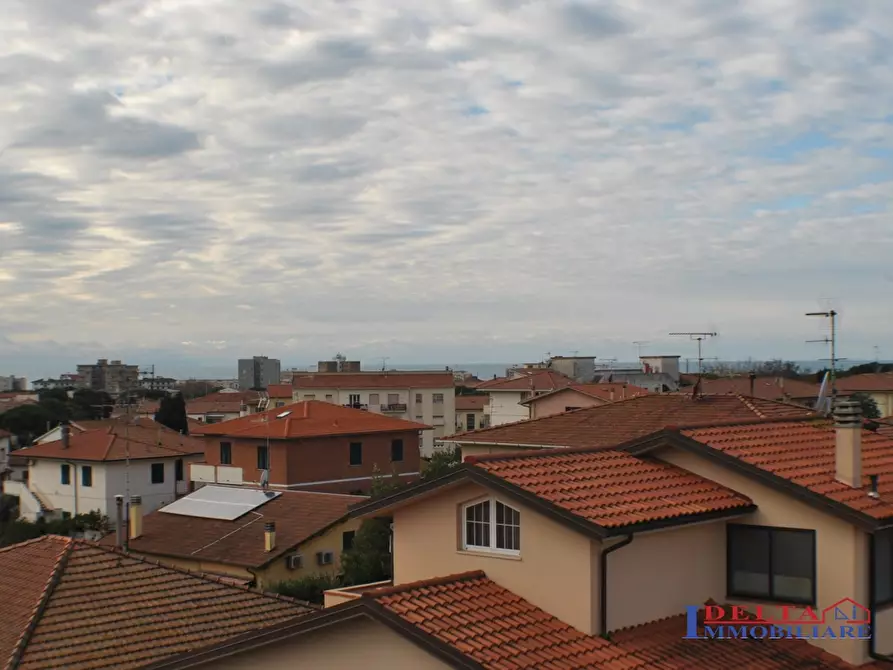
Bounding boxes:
874 530 893 605
303 394 315 400
220 442 232 465
325 394 334 401
60 464 71 485
391 438 404 462
257 445 269 470
349 442 362 466
342 530 356 552
727 524 815 604
81 465 92 487
369 393 380 405
175 459 184 482
463 498 521 554
466 413 476 430
415 393 422 404
151 463 165 484
433 393 444 404
275 401 285 408
387 393 399 404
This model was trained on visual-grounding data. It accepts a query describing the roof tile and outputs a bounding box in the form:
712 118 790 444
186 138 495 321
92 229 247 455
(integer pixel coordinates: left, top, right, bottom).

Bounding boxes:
292 372 454 390
476 370 574 392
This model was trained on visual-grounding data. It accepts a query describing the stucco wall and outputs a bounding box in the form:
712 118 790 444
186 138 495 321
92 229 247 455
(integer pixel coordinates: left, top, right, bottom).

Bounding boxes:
528 390 606 419
201 615 451 670
487 391 528 426
656 446 874 666
392 481 597 635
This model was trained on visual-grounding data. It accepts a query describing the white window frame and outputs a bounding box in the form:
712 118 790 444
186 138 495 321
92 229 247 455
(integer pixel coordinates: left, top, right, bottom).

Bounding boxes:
461 497 521 556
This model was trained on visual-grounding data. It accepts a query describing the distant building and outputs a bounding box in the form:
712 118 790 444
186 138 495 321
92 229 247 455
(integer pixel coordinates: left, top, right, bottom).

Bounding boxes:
76 359 139 394
455 395 489 432
522 382 650 420
31 373 87 391
186 390 263 424
0 375 27 392
317 356 362 373
476 370 574 426
547 356 597 383
592 356 681 393
138 375 178 391
238 356 281 390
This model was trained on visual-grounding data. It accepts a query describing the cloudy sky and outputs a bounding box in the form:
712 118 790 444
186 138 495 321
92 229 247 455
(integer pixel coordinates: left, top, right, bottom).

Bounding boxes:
1 0 891 379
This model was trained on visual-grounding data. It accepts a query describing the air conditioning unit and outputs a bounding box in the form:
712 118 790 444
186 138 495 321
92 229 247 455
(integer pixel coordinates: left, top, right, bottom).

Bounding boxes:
316 550 334 566
286 554 303 570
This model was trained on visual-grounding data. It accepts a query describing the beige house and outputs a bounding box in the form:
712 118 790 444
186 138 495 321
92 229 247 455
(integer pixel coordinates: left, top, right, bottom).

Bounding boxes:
454 395 489 432
522 382 649 419
837 373 893 418
475 369 573 426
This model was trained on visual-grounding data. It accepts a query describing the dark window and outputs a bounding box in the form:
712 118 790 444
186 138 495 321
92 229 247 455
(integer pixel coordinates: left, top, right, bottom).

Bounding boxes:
60 464 71 485
565 406 582 412
81 465 92 487
391 439 404 462
257 445 269 470
727 524 815 604
349 442 362 466
175 459 184 482
220 441 232 465
466 413 475 431
342 530 356 552
874 530 893 605
151 463 165 484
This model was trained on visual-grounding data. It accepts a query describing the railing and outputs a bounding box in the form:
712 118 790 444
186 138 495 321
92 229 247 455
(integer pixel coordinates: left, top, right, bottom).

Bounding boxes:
343 403 368 410
381 403 407 413
4 480 49 521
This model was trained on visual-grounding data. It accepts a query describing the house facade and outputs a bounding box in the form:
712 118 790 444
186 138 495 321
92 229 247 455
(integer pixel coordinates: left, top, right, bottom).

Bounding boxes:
454 395 489 432
476 370 573 426
192 401 429 494
522 383 649 419
187 390 262 424
289 372 455 456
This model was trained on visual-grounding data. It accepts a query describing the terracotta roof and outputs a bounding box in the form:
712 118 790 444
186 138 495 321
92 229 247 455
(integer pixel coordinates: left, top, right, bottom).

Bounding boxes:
0 397 38 414
0 535 311 670
19 419 204 462
680 419 893 521
369 572 872 670
118 488 367 568
451 394 815 448
292 372 454 390
266 384 294 399
192 400 430 439
688 376 822 400
455 395 488 411
475 369 573 392
470 448 754 530
521 382 650 405
186 391 259 415
836 372 893 392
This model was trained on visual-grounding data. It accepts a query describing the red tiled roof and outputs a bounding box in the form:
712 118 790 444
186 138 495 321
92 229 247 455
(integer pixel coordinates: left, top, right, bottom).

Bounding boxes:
836 372 893 392
18 419 204 462
0 535 311 670
471 449 753 529
451 394 815 448
455 395 488 411
682 419 893 520
688 376 822 400
475 370 573 392
118 488 367 568
369 572 871 670
522 382 650 405
192 400 430 439
292 372 454 390
186 391 259 415
266 384 294 399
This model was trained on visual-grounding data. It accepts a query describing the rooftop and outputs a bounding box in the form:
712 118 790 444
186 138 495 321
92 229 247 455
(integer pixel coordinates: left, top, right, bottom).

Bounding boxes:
521 382 650 405
475 369 574 392
186 390 261 415
118 487 367 568
292 371 454 390
455 395 489 411
683 376 822 400
836 372 893 393
0 535 312 670
192 400 430 440
266 383 294 399
450 393 816 449
18 419 204 462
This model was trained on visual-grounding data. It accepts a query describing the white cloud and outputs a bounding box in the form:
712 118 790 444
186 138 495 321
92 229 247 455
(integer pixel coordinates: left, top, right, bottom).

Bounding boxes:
0 0 891 376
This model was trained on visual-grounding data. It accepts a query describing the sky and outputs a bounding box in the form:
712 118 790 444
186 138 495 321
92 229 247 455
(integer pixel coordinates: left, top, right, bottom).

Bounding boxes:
1 0 892 379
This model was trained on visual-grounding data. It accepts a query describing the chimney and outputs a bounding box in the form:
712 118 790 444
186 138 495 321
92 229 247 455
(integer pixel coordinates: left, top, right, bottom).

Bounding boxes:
609 388 615 401
129 496 143 540
749 372 756 397
115 495 125 549
834 400 863 488
264 521 276 552
61 422 70 450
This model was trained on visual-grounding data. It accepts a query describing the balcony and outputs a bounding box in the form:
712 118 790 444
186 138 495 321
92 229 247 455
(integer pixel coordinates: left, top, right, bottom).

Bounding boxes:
381 403 408 413
343 403 369 410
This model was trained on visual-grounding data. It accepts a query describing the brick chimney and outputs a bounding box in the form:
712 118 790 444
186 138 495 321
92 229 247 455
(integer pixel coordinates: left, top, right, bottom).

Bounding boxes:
129 496 143 540
834 400 863 488
264 521 276 552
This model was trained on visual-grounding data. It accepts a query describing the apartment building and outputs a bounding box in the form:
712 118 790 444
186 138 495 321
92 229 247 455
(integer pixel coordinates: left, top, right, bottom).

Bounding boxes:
76 358 139 394
238 355 281 390
475 369 573 426
289 371 456 456
0 374 27 392
455 395 489 432
31 373 87 391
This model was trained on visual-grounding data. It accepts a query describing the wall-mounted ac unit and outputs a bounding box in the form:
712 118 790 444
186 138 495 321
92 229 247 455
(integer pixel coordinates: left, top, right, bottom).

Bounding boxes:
286 554 303 570
316 550 334 566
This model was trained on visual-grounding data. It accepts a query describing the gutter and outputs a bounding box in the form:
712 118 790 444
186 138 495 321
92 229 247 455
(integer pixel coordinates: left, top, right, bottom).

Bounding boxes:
868 533 893 662
600 535 633 637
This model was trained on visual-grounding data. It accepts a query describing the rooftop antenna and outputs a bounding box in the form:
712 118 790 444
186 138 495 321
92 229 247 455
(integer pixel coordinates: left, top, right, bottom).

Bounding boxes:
380 357 390 372
632 341 649 358
669 332 718 376
806 310 839 407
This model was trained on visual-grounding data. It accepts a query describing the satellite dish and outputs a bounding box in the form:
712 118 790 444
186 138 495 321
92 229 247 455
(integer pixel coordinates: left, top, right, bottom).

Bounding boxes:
259 469 270 490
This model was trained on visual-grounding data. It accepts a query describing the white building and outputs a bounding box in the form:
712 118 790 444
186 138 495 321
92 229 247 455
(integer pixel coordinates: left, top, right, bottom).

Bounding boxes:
5 420 204 521
0 429 12 479
0 375 27 392
289 371 456 456
476 370 573 426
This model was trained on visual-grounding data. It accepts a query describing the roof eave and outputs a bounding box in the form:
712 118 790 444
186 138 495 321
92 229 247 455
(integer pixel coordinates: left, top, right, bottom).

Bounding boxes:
603 504 758 537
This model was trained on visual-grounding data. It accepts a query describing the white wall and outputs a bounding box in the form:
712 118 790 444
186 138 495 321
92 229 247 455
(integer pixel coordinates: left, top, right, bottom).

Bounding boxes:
487 391 528 426
0 435 9 475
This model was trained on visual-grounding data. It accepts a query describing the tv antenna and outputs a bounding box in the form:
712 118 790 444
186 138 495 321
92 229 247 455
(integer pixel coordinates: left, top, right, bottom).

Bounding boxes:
806 310 839 404
669 332 717 375
380 357 390 371
632 341 649 358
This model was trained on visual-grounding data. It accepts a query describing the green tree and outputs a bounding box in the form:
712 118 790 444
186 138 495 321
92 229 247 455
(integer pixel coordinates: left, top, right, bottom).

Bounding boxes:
271 573 341 605
38 388 70 403
155 394 189 434
420 447 461 481
340 518 392 586
851 393 882 419
70 389 114 419
0 404 55 443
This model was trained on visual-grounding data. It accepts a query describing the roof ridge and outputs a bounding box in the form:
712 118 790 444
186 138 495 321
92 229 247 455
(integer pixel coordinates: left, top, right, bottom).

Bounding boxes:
450 399 628 440
364 571 487 599
465 446 629 464
7 537 74 669
671 414 822 432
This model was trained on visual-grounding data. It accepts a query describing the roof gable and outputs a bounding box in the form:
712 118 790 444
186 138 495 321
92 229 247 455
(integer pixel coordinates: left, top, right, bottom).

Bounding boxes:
521 383 650 405
476 370 573 392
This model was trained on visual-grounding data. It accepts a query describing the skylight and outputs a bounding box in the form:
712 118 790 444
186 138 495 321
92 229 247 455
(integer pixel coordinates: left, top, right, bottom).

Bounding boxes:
276 410 292 419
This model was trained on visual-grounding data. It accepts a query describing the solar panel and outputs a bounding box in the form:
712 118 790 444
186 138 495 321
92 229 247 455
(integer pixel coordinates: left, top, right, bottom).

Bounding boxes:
161 485 281 520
